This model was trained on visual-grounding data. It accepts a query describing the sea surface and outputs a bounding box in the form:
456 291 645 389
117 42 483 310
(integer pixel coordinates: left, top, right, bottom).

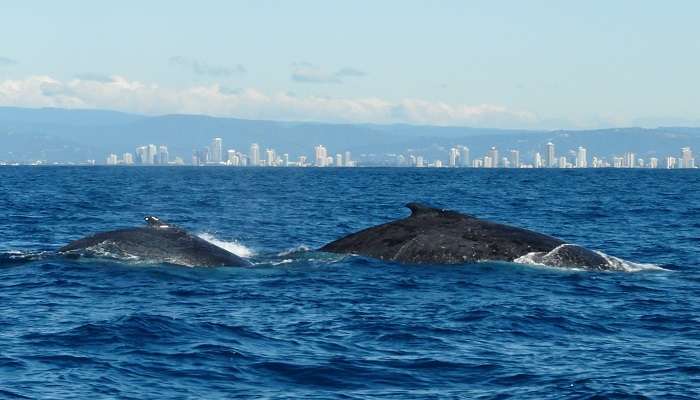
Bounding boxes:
0 166 699 399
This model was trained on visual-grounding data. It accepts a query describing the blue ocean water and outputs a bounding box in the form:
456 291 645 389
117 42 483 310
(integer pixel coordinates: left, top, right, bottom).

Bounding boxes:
0 166 698 399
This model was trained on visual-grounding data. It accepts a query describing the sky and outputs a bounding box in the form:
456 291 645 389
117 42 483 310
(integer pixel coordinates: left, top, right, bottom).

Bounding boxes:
1 0 699 129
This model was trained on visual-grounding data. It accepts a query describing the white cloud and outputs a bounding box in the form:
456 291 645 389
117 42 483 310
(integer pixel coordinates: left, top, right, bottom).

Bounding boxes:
0 57 17 66
290 63 367 84
169 56 246 77
0 75 539 127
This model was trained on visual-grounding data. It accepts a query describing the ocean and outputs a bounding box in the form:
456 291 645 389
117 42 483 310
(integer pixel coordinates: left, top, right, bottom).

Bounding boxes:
0 166 698 399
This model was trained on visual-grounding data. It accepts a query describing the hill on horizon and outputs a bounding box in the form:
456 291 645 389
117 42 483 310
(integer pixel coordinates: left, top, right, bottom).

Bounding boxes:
1 107 699 164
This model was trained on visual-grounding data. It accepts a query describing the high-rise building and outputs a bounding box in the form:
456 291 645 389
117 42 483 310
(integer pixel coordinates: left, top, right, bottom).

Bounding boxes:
147 144 157 164
546 142 556 167
266 148 276 166
158 145 169 165
227 149 239 166
509 149 520 168
106 153 118 165
576 146 587 168
345 151 352 167
488 147 499 168
416 156 424 168
534 152 543 168
249 143 260 166
681 147 693 168
210 138 223 163
123 153 134 165
314 145 328 167
625 152 636 168
483 156 493 168
449 147 458 167
665 156 675 169
336 153 343 167
460 146 470 167
559 156 567 168
136 146 148 164
649 157 658 169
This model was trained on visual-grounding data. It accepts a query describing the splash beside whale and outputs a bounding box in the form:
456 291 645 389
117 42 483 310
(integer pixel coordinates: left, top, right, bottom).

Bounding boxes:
321 203 620 270
59 216 251 267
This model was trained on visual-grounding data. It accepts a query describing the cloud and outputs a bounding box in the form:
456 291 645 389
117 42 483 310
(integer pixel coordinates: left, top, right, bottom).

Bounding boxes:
335 67 366 78
291 63 366 84
0 75 539 128
74 73 114 83
169 56 246 77
0 57 17 66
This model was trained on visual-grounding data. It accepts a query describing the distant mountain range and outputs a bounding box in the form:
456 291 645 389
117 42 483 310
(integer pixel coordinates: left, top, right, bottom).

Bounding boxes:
1 106 699 164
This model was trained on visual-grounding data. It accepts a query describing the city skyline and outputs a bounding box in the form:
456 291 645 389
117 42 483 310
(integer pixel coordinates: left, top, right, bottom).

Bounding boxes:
102 137 696 170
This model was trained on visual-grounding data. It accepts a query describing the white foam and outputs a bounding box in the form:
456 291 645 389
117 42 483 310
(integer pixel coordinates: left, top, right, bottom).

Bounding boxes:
197 233 254 258
513 244 666 272
277 244 311 257
594 251 666 272
513 251 547 267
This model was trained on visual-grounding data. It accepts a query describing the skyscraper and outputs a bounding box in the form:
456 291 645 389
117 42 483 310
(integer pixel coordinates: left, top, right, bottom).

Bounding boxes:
487 147 499 168
546 142 556 167
576 146 587 168
123 153 134 165
314 145 328 167
345 151 352 167
509 149 520 168
227 149 239 166
534 152 543 168
158 145 169 165
625 152 636 168
147 144 157 164
106 154 118 165
336 153 343 167
210 138 223 163
449 147 458 167
681 147 693 168
460 146 470 167
266 148 276 166
250 143 260 166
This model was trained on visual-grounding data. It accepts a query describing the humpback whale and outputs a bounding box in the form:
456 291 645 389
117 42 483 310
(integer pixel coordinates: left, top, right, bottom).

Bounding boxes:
59 216 251 267
321 203 613 269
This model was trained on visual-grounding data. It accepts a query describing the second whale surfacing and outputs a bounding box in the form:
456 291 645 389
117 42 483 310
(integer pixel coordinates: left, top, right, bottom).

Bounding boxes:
321 203 616 270
59 216 251 267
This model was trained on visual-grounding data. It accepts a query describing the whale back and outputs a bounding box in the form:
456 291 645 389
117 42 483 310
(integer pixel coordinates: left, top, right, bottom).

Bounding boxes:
321 203 565 264
59 218 250 267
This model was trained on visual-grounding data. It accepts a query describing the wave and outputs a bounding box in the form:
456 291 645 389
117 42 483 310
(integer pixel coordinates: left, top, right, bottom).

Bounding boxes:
277 244 312 257
197 233 254 258
0 250 50 266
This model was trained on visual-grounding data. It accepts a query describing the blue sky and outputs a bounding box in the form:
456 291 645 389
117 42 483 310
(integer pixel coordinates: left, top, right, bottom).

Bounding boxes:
1 0 699 128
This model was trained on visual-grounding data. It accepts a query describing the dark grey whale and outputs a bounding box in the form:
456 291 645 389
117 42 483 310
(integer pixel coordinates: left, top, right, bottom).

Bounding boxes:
59 216 251 267
321 203 613 269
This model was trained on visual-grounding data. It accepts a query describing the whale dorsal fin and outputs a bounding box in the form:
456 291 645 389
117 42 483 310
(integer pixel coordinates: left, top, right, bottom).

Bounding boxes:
144 216 171 228
405 203 475 219
405 203 443 216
